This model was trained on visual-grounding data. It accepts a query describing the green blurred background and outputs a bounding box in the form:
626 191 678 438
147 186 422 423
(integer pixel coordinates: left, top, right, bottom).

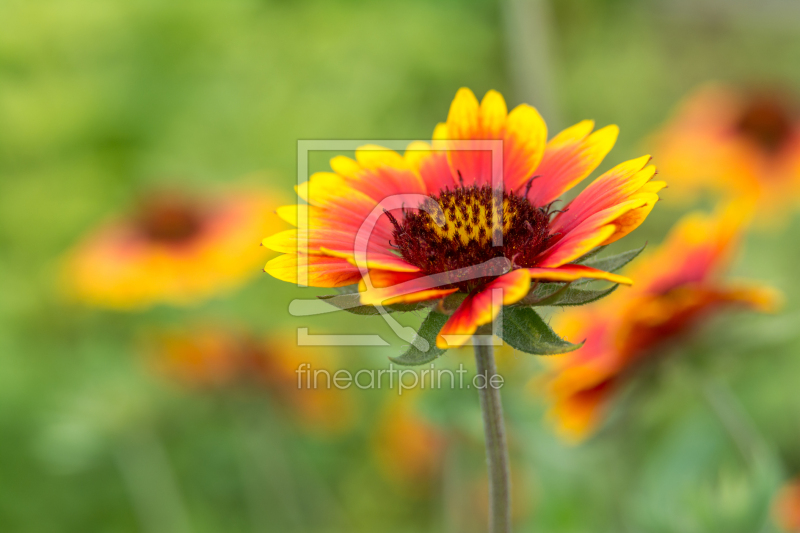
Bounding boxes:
2 0 800 531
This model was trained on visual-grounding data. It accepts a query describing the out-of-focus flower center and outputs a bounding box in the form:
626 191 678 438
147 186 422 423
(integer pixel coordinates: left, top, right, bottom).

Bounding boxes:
137 195 204 243
736 96 794 152
388 185 552 292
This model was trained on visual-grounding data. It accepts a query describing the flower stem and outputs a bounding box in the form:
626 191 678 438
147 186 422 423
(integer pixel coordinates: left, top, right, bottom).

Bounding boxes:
474 341 512 533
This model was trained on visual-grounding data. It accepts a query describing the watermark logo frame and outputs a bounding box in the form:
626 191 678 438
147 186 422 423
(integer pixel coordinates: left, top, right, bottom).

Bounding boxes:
290 139 511 350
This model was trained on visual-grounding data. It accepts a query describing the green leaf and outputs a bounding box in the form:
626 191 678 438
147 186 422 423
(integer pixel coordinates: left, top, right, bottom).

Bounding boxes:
334 284 360 294
439 292 467 313
499 307 583 355
579 243 646 274
318 294 435 315
514 283 619 307
513 245 643 306
515 282 564 306
545 284 619 306
390 310 450 366
318 293 384 315
574 245 607 264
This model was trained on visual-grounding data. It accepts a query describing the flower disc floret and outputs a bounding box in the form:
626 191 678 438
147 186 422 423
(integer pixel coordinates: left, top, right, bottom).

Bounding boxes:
388 185 553 292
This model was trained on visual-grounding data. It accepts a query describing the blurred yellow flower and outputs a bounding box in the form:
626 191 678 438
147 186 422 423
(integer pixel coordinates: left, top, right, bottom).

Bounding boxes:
62 188 283 310
653 84 800 221
148 326 356 434
540 205 780 442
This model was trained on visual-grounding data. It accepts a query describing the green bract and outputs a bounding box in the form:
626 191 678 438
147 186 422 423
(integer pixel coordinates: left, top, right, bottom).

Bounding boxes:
320 245 646 365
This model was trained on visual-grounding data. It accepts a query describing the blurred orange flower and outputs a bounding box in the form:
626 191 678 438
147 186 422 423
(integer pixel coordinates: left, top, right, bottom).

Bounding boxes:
148 327 355 434
62 188 283 310
153 328 245 388
774 478 800 532
653 84 800 220
372 394 446 487
540 206 780 441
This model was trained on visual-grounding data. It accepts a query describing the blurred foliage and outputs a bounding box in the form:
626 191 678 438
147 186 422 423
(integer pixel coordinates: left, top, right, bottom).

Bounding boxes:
1 0 800 532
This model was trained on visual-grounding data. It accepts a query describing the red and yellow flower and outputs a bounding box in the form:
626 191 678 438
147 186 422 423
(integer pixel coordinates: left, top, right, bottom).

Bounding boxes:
652 84 800 220
63 187 283 310
541 205 780 441
264 88 664 347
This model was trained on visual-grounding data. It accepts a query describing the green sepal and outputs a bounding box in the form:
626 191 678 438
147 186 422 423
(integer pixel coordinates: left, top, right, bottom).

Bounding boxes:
515 282 619 307
334 284 360 294
573 245 607 264
499 307 583 355
515 282 571 306
549 284 619 306
438 292 467 313
389 310 449 366
318 293 436 316
579 243 646 274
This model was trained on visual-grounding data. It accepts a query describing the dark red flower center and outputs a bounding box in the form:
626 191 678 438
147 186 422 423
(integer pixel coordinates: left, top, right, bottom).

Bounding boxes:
736 95 794 152
388 185 554 292
137 194 204 243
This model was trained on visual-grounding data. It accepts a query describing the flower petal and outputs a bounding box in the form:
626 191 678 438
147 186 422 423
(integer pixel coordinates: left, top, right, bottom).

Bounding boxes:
416 149 457 194
503 103 547 189
445 88 496 187
329 155 363 180
481 90 509 136
447 88 482 134
539 196 651 266
320 247 421 273
275 203 394 243
355 144 408 170
296 170 421 241
538 225 617 268
626 203 740 292
296 172 378 216
710 285 782 313
432 122 449 141
268 207 401 269
403 141 433 173
264 254 362 287
442 88 546 190
526 264 633 285
549 378 616 442
550 156 658 238
526 122 619 206
436 269 531 348
358 270 457 306
329 146 427 202
603 192 661 246
262 229 362 255
275 204 318 227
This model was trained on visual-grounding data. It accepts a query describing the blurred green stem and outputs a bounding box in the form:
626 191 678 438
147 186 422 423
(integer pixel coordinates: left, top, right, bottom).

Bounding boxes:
703 379 769 467
501 0 560 127
475 341 511 533
113 426 193 533
228 394 308 533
